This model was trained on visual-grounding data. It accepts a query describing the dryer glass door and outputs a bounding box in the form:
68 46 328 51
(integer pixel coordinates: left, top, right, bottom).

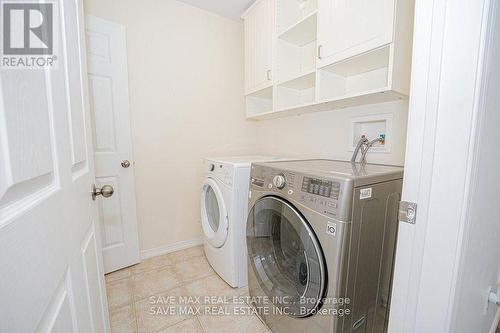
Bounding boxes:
205 186 221 231
247 196 327 318
201 178 228 248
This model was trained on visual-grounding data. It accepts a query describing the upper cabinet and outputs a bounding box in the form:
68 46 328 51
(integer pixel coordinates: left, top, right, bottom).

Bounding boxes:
243 0 414 120
242 0 275 95
317 0 394 67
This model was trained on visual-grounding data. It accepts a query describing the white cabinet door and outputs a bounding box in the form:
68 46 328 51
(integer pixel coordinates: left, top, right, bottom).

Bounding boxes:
244 0 274 94
0 0 109 332
86 16 141 274
317 0 395 67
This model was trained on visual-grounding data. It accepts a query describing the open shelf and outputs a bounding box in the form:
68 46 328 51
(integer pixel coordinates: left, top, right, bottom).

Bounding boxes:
276 0 317 89
246 43 408 121
278 11 317 46
276 72 316 110
276 38 316 83
251 89 406 120
246 86 273 118
276 0 318 35
318 45 391 101
279 70 316 89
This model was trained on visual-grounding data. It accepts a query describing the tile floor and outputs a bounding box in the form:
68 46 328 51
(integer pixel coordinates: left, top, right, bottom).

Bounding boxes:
105 245 270 333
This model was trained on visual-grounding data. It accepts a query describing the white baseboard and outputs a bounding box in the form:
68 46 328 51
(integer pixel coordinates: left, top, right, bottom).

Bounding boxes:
140 237 204 260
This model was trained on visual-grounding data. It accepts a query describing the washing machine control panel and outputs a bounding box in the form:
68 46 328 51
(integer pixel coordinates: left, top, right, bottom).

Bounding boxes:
250 165 351 220
301 177 340 199
298 177 343 217
272 174 287 189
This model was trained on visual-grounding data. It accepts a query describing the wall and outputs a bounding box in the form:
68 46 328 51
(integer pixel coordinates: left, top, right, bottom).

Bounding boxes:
84 0 259 254
84 0 409 255
254 100 408 165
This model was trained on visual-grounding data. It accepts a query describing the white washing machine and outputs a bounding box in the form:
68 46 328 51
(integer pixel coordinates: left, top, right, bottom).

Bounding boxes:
201 156 286 288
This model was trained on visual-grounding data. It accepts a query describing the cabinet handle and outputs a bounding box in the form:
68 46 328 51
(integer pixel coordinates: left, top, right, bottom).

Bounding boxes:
318 45 323 59
266 69 272 81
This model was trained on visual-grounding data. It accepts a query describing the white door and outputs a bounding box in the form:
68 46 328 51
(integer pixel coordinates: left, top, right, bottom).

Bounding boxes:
317 0 394 67
388 0 500 332
85 16 140 274
450 0 500 331
0 1 110 332
243 0 274 94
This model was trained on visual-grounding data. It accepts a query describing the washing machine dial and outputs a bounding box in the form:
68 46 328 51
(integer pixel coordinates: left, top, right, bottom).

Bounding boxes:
208 163 215 171
272 174 287 189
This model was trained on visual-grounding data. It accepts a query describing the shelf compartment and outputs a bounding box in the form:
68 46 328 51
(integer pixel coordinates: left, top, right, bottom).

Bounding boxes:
276 39 316 83
276 72 316 110
246 86 273 118
279 70 316 90
276 0 318 35
318 45 391 101
278 11 317 46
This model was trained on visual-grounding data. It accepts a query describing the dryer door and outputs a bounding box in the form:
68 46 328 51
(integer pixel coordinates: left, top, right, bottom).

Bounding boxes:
247 196 327 318
201 178 229 248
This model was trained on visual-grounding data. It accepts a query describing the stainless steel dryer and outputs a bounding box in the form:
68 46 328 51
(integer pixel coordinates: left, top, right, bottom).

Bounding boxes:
246 160 403 333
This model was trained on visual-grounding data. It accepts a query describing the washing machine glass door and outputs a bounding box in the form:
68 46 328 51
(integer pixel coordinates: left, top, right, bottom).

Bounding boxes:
201 178 228 248
247 196 327 318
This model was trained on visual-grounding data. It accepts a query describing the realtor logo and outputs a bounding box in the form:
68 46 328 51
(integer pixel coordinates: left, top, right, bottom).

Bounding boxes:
1 1 58 68
3 3 53 54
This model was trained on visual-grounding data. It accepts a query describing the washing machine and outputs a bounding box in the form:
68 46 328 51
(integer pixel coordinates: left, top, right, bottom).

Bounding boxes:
246 159 403 333
201 156 287 288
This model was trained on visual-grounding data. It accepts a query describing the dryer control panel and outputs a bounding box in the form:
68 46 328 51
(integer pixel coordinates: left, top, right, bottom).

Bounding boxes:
205 160 233 187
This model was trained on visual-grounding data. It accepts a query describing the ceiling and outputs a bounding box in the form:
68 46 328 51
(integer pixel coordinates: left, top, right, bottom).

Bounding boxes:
176 0 255 20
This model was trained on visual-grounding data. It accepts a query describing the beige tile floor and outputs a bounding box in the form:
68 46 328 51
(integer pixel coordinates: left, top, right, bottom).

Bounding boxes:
105 245 271 333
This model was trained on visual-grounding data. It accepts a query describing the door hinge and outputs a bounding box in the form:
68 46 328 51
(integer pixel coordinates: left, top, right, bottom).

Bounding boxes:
399 201 417 224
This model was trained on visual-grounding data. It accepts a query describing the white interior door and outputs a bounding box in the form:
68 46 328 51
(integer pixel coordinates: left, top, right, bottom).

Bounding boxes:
0 1 109 332
450 1 500 331
85 15 140 274
388 0 499 332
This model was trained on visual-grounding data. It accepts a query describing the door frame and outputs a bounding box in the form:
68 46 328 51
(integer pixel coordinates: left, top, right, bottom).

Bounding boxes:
388 0 495 332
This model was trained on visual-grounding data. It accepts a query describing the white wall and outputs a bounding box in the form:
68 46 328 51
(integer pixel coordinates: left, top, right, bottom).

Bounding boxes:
84 0 259 254
84 0 409 254
254 100 408 165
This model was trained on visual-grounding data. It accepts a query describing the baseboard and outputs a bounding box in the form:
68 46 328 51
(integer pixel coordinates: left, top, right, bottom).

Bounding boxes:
140 237 204 260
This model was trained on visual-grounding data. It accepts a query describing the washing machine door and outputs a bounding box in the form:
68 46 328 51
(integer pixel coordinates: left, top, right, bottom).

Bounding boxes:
247 196 327 318
201 178 228 248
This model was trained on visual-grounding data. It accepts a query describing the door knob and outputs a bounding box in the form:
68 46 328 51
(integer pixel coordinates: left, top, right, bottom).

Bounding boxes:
121 160 131 168
484 285 500 314
91 184 114 201
488 285 500 306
